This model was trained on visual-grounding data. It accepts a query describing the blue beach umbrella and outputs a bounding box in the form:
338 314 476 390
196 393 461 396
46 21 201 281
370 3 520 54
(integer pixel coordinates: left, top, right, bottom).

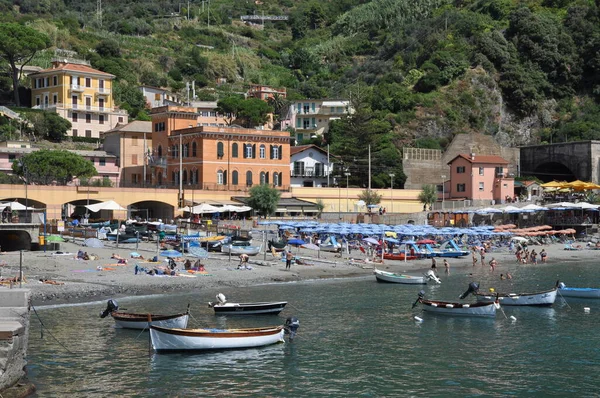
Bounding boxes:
160 249 182 258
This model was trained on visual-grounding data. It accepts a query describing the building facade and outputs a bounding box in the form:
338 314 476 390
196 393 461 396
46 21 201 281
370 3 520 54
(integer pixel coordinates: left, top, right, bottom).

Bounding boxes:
29 59 128 138
102 121 152 187
246 84 286 101
284 99 352 140
447 154 514 204
150 106 291 192
140 85 181 109
290 145 333 187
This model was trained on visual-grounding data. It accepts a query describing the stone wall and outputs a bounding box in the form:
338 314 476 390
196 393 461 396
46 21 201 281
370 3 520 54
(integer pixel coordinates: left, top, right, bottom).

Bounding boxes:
0 289 31 393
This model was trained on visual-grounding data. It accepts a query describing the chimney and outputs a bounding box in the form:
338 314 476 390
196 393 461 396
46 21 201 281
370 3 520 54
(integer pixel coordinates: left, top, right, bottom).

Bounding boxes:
470 153 475 161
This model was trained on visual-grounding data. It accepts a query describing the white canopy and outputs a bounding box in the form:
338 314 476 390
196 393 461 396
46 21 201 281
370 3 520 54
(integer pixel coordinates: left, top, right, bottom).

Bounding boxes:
0 201 36 211
476 207 503 214
500 205 526 213
219 205 252 212
189 203 220 214
572 202 600 209
85 200 126 212
547 202 579 209
521 204 549 211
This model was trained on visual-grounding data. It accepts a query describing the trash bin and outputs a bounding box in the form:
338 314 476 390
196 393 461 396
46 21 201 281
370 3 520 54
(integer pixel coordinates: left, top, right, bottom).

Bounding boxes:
38 235 45 246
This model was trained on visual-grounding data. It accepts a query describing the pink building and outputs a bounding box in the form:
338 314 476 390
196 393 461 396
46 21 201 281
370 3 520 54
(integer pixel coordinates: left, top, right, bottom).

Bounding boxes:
447 154 514 204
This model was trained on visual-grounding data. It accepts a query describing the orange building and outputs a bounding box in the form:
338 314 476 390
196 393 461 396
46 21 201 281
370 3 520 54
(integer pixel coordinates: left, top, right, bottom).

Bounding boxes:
150 106 290 191
447 153 514 204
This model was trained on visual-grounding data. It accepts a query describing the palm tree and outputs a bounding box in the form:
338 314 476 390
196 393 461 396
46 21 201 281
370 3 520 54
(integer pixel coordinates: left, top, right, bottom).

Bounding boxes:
418 184 437 211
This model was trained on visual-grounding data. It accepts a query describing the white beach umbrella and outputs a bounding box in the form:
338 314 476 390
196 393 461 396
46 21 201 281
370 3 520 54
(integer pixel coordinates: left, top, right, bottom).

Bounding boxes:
85 200 126 212
521 204 549 211
190 203 220 214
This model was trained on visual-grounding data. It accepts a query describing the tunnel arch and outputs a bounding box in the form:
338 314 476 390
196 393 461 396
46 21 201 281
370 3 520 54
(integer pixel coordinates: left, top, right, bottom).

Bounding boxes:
129 200 174 222
532 162 577 183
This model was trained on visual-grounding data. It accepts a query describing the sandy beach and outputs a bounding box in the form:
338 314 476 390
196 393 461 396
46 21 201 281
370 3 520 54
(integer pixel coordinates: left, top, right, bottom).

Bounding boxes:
0 235 590 306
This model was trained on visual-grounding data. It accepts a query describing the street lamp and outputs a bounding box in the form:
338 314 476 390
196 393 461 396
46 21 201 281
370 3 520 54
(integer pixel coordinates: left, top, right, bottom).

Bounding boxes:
344 172 351 212
335 175 342 220
389 173 395 213
19 160 28 223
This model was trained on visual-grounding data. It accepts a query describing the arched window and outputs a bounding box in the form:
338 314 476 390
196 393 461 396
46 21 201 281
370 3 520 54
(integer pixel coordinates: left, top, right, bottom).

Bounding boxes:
217 170 224 185
157 145 162 157
232 170 238 185
246 171 253 186
273 172 279 187
260 172 266 184
217 142 224 159
191 169 198 184
265 172 269 184
259 144 266 159
192 142 197 157
232 143 238 158
183 143 189 158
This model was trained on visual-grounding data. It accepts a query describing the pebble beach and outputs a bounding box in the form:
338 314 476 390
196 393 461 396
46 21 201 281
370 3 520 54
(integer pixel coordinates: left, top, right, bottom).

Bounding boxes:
0 236 589 306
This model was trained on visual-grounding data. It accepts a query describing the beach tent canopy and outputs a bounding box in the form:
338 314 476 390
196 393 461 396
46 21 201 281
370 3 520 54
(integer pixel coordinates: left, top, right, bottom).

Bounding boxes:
189 203 220 214
500 205 525 213
85 200 126 212
476 207 503 214
541 181 567 188
220 204 252 212
0 201 37 210
521 204 549 211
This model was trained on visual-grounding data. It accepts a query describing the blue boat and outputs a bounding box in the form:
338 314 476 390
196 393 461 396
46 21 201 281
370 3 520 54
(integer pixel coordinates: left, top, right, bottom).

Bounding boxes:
426 240 469 257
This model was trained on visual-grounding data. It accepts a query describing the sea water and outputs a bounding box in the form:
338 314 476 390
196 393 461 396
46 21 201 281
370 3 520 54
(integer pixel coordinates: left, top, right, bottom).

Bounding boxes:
27 259 600 397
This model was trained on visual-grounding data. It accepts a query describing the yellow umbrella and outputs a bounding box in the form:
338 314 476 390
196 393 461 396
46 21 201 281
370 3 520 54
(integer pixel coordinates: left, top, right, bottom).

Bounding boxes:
541 181 567 188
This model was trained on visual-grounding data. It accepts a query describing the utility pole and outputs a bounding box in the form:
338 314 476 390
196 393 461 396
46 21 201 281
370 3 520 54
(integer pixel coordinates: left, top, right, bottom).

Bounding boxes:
368 144 371 191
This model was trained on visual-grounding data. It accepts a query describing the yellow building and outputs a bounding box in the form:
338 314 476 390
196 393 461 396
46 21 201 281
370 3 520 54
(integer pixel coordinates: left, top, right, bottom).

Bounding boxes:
29 59 128 139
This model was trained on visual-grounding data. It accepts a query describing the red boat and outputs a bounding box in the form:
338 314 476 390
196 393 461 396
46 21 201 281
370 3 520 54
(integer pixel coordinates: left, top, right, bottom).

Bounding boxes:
383 253 417 261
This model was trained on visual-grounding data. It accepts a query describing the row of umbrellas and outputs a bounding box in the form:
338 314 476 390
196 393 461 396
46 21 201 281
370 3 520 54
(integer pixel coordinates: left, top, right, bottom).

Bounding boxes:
457 202 599 215
180 203 252 214
541 180 600 191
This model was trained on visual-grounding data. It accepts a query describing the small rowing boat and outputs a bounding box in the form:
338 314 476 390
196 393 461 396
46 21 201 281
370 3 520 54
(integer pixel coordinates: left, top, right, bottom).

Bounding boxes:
461 282 557 306
99 299 189 330
413 291 498 317
208 293 287 315
557 281 600 298
374 269 441 284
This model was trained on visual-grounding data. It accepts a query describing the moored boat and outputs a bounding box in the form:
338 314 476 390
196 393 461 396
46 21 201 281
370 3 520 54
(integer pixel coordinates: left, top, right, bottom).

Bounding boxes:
382 253 418 261
413 291 498 317
149 325 285 352
474 288 557 306
208 293 287 315
557 282 600 298
99 299 189 329
374 269 441 284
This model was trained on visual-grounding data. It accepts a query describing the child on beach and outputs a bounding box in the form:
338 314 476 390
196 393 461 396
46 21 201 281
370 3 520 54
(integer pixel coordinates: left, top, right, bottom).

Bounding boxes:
444 259 450 275
540 249 547 263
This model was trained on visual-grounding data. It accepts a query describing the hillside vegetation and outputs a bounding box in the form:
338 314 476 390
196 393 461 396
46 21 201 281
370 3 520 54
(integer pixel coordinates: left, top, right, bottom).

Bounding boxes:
1 0 600 187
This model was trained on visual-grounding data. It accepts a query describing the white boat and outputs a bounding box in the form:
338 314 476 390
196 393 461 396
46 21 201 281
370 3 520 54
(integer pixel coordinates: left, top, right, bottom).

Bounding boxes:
414 291 497 317
208 293 287 315
558 282 600 298
475 288 557 306
149 325 285 352
99 299 189 330
374 269 441 284
220 241 261 256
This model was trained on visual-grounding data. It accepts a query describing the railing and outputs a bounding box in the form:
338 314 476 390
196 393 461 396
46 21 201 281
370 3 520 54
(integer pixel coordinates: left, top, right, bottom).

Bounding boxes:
295 107 348 116
118 180 291 192
41 103 128 115
70 84 85 91
149 157 168 167
97 87 111 95
290 170 329 177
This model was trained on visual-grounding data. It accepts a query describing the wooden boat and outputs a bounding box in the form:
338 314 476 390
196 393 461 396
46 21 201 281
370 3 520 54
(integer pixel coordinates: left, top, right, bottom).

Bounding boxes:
413 291 497 317
221 241 261 255
208 293 287 315
149 325 285 352
268 239 287 251
374 269 441 284
475 288 557 306
557 282 600 298
382 253 417 261
99 299 189 329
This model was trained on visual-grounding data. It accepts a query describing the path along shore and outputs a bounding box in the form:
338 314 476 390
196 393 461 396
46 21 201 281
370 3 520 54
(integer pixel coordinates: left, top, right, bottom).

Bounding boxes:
0 238 589 306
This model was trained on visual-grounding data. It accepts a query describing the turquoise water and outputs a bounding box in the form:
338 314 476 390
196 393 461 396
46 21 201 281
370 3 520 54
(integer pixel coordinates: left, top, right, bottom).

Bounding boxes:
28 260 600 397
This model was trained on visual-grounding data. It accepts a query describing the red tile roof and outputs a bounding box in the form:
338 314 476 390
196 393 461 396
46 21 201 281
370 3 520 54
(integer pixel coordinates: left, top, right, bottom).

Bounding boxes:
447 154 509 165
32 63 114 77
290 144 324 155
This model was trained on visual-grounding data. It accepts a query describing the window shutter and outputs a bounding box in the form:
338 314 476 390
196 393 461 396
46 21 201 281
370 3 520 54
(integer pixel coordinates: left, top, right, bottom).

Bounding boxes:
243 144 247 158
252 144 256 159
278 172 283 186
265 172 269 184
270 145 274 159
223 171 227 185
278 145 283 160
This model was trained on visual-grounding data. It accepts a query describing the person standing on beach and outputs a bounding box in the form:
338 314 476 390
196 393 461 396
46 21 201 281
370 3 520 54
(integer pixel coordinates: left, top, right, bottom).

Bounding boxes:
471 249 477 266
285 250 293 270
480 247 486 264
443 259 450 275
489 258 497 272
431 257 437 270
540 249 547 263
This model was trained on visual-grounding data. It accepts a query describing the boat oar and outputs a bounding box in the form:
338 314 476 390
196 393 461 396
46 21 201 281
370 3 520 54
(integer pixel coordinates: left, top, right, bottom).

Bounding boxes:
412 291 425 309
495 294 509 319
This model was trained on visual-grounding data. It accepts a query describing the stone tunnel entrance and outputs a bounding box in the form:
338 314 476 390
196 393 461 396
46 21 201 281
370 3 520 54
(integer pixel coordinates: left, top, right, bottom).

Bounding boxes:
532 162 577 183
0 230 32 251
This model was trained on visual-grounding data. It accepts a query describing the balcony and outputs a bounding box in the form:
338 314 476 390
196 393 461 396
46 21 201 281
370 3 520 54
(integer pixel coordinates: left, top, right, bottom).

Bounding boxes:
149 156 167 167
57 103 128 115
291 168 329 178
95 87 111 96
69 84 85 92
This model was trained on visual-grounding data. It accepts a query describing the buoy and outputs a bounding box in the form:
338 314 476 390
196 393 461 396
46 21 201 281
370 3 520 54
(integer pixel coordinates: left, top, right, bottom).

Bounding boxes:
414 316 423 322
584 307 591 313
510 316 517 322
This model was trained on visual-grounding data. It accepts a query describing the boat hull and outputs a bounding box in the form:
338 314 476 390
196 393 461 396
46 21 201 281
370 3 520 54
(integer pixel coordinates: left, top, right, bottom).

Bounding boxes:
221 245 261 256
476 288 557 306
150 325 285 352
374 269 426 284
382 253 418 261
420 300 497 317
112 312 189 330
559 287 600 298
211 302 288 315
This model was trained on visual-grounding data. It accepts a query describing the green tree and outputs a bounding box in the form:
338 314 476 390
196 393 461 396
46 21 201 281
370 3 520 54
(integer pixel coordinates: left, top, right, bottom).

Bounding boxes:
217 97 273 128
247 184 281 217
0 23 50 106
315 198 325 218
358 189 382 208
22 111 71 142
12 149 97 185
113 81 148 119
418 185 437 210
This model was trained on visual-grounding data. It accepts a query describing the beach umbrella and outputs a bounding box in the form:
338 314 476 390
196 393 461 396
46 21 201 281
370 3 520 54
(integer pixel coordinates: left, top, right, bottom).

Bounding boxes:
160 249 182 258
0 201 37 211
190 203 220 214
417 239 436 244
511 237 528 242
85 200 126 212
287 238 305 246
521 204 549 211
84 238 104 248
362 237 380 245
188 246 209 258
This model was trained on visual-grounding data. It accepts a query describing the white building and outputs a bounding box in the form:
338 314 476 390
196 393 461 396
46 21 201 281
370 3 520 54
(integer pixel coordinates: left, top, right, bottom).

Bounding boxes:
283 99 353 141
290 145 334 187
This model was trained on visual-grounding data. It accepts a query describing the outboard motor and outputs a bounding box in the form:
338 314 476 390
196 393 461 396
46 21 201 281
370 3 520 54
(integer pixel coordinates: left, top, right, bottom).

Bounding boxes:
459 282 480 299
558 282 566 289
99 299 119 318
208 293 227 308
284 316 300 341
425 270 441 284
412 290 425 308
